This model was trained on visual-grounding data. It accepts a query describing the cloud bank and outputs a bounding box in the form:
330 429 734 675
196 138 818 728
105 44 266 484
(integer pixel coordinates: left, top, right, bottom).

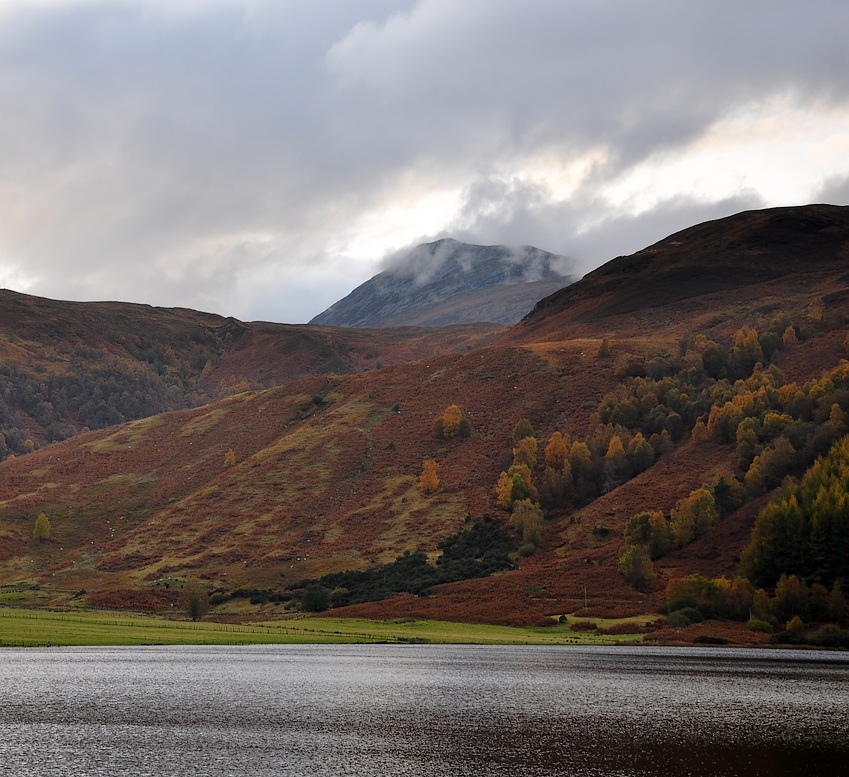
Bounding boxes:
0 0 846 321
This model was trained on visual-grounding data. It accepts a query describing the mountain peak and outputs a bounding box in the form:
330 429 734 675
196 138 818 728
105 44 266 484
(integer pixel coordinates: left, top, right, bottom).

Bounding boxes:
311 239 574 327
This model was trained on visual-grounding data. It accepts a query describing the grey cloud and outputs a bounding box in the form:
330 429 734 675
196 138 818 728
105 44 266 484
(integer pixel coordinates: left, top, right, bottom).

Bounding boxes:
817 175 849 206
328 0 849 178
0 1 845 322
445 174 764 276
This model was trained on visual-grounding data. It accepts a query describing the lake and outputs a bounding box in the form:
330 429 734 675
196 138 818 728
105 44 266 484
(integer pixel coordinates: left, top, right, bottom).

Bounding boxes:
0 644 847 776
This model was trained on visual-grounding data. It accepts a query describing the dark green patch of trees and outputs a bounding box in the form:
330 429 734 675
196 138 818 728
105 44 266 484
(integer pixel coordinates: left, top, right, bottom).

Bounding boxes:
292 515 516 610
742 434 849 589
663 571 847 645
0 325 252 458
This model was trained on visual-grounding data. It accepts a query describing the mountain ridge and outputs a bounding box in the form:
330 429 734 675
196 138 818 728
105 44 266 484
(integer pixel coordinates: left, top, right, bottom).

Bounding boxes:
310 239 574 327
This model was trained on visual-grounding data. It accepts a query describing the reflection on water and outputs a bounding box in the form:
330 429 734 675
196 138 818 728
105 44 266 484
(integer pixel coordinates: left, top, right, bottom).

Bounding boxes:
0 645 847 776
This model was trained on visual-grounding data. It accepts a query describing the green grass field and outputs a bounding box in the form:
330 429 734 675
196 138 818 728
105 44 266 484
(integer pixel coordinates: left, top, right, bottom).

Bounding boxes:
0 608 647 647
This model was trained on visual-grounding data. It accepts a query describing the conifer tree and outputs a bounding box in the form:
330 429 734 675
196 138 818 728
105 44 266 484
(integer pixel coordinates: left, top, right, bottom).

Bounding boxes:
512 418 535 444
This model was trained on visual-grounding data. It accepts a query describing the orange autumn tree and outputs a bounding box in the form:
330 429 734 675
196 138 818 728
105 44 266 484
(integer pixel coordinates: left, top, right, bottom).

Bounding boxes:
434 404 472 439
420 458 440 494
495 464 538 511
442 404 463 437
544 431 569 470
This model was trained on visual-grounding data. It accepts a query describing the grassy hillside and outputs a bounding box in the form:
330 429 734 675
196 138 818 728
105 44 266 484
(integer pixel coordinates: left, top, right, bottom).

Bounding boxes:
2 205 849 632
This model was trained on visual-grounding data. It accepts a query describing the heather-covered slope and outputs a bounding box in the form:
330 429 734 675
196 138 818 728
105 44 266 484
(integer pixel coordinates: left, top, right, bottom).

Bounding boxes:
510 204 849 344
0 341 620 612
0 289 501 456
3 204 849 627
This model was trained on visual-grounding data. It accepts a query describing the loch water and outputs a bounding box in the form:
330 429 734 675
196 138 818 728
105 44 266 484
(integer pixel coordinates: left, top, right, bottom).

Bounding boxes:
0 644 847 776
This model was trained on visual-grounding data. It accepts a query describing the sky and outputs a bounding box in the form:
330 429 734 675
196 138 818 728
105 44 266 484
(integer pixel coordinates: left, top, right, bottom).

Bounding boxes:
0 0 848 324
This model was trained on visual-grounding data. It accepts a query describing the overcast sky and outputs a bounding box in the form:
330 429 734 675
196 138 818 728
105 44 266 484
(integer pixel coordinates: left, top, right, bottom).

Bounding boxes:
0 0 847 323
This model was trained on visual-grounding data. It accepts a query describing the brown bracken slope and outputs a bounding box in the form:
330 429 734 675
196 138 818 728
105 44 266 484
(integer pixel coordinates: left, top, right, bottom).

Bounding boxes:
1 204 849 624
0 288 502 454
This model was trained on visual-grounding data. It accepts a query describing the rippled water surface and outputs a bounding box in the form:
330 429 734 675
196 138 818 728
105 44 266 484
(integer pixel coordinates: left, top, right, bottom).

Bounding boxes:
1 645 847 776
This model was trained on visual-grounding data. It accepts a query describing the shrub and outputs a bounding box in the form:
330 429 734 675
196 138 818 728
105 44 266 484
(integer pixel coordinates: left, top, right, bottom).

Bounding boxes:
667 595 697 613
746 618 773 633
666 607 703 627
302 585 331 612
569 620 598 632
693 635 730 645
811 624 849 648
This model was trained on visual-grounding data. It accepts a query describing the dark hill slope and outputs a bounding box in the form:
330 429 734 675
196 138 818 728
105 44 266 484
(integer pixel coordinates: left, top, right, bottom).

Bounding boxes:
510 204 849 344
310 239 573 327
0 289 501 456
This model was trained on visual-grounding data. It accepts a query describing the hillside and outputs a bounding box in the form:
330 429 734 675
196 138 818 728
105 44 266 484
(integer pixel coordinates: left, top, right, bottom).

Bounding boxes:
510 204 849 345
310 239 573 327
0 289 502 456
2 204 849 629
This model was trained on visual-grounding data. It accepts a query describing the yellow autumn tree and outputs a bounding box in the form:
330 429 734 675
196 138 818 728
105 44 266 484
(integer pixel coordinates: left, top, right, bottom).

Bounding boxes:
544 431 569 471
627 432 654 474
223 448 236 468
568 440 592 474
513 436 538 469
495 471 514 510
33 512 51 542
669 487 718 547
494 464 538 511
782 326 797 349
419 458 440 494
511 499 545 547
603 434 629 490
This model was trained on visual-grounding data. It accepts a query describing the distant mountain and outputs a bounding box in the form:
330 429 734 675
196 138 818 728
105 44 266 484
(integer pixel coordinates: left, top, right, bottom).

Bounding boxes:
310 239 574 327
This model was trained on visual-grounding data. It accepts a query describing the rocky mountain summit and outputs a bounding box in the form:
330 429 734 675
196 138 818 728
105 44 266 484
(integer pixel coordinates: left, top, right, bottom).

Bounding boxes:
310 239 573 327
